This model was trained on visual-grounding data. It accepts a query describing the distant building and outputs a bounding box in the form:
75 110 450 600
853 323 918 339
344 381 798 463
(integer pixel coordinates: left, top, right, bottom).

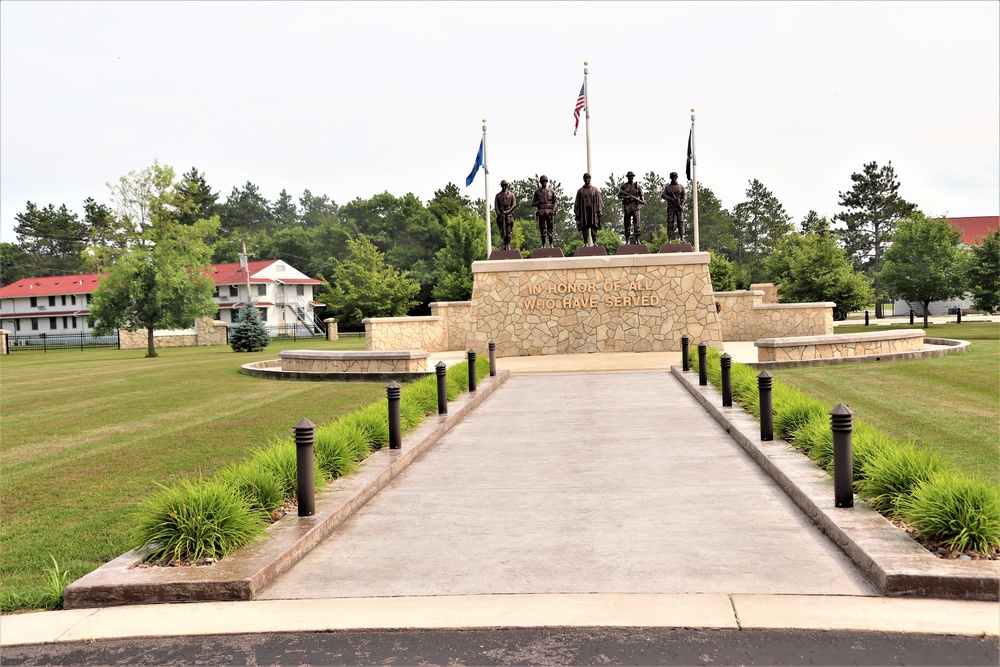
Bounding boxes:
0 259 326 336
892 216 999 316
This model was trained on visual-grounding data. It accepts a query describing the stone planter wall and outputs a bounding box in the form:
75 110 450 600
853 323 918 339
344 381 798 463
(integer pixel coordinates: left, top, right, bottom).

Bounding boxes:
279 350 428 373
756 329 925 362
118 317 228 350
429 301 474 351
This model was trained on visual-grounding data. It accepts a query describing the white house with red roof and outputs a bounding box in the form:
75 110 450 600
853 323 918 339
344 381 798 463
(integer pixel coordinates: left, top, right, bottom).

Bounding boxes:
0 259 325 338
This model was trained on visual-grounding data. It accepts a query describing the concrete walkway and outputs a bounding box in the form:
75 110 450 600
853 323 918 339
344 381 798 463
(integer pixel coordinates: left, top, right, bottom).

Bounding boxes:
261 372 873 600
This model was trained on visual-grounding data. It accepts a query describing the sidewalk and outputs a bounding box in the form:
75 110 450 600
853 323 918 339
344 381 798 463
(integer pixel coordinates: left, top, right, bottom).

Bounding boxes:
3 358 997 648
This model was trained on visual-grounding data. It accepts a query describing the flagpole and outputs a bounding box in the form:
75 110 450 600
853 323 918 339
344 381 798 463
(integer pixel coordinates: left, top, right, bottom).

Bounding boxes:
584 61 592 175
690 108 699 252
482 118 491 258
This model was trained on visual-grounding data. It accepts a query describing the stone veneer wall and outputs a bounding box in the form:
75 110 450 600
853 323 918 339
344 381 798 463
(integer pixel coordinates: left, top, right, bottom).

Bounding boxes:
749 283 779 303
756 329 925 362
364 316 447 352
118 317 228 350
279 350 428 373
429 301 474 351
715 291 834 341
470 253 723 356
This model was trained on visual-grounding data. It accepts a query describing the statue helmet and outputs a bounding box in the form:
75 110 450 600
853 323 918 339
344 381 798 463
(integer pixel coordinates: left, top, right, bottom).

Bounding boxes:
670 171 679 179
500 179 509 187
626 170 635 178
539 175 548 183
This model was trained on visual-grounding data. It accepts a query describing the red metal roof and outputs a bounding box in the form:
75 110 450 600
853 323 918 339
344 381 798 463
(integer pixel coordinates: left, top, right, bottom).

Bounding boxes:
0 275 103 299
948 216 998 245
2 261 324 298
208 260 279 285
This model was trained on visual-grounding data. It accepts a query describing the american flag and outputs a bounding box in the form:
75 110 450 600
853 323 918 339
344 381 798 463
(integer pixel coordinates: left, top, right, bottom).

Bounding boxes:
573 82 585 135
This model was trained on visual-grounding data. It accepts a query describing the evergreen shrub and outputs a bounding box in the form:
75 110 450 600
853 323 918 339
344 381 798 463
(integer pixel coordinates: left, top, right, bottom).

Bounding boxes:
230 305 270 353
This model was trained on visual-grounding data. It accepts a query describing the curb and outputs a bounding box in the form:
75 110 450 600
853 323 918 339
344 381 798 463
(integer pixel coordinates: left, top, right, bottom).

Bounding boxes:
63 371 511 609
672 365 999 601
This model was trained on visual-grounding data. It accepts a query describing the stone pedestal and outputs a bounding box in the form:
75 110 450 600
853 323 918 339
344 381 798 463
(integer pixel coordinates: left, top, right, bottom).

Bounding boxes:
470 253 723 357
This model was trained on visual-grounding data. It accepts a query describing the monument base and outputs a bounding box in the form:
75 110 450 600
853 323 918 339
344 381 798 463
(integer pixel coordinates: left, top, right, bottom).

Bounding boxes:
530 247 564 258
616 243 650 255
573 245 607 257
471 252 723 357
660 243 694 253
488 249 522 260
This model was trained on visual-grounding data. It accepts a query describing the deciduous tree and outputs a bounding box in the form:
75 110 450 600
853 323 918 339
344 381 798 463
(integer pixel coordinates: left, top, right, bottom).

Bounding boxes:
324 236 419 324
877 214 966 328
965 227 1000 313
767 231 874 319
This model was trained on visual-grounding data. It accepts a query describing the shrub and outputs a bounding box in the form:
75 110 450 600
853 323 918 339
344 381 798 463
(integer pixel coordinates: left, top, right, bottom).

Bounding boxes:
229 305 270 353
135 477 267 564
788 412 832 459
900 473 1000 553
857 443 945 517
312 428 358 480
215 460 287 518
319 419 372 462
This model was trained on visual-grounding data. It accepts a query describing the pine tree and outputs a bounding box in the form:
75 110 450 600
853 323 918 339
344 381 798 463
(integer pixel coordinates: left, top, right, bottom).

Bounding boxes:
229 304 271 353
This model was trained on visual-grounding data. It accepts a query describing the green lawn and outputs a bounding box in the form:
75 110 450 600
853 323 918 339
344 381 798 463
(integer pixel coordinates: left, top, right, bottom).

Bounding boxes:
0 337 378 605
772 322 1000 484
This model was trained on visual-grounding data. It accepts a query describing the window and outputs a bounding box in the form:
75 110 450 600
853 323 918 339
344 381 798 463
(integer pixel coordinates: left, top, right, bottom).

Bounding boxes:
30 297 37 308
63 316 68 329
71 295 77 305
31 318 38 330
213 286 219 298
86 294 92 304
296 284 305 296
229 285 239 298
71 316 77 329
215 310 221 321
61 295 66 306
14 320 20 332
257 307 267 321
87 317 95 328
257 284 267 297
49 317 57 330
48 296 56 307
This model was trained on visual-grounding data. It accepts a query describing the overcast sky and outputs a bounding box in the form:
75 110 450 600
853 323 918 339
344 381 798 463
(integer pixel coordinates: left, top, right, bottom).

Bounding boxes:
2 1 998 245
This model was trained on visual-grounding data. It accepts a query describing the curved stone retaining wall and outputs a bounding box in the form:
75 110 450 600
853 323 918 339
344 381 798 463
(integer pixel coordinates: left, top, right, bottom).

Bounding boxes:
715 291 833 341
755 329 925 362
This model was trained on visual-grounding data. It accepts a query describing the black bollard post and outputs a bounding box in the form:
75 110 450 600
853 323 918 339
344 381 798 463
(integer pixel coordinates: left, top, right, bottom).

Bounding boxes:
387 381 401 450
909 309 915 325
467 349 477 392
864 310 869 326
697 343 708 386
720 353 732 407
758 371 773 441
957 308 962 324
682 335 690 372
294 417 316 517
830 404 855 508
488 341 496 377
435 362 448 415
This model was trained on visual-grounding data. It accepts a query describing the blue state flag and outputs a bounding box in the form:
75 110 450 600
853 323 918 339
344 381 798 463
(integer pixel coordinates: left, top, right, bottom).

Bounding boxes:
465 138 484 187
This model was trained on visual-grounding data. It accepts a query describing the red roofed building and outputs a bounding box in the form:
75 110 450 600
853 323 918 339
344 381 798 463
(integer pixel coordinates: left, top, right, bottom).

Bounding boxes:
0 260 325 338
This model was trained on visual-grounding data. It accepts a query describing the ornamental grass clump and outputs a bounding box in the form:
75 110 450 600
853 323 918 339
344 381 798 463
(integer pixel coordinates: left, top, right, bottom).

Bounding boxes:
787 412 831 457
135 477 267 564
858 443 945 517
253 440 324 496
312 428 358 480
215 459 286 519
900 473 1000 553
773 389 827 441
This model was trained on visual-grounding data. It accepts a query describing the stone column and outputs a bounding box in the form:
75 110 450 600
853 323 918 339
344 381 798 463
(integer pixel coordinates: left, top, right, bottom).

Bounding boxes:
324 318 339 341
1 329 9 355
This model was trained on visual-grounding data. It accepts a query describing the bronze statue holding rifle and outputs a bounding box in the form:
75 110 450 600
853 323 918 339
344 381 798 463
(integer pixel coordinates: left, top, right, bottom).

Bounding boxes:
661 171 686 242
617 170 645 244
530 175 558 248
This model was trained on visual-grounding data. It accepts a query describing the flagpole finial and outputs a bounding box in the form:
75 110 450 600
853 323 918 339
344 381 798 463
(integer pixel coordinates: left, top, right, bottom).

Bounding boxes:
583 60 588 65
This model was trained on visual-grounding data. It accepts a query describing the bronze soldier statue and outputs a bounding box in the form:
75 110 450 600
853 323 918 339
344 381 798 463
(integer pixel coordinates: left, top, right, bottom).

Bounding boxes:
661 171 686 241
574 172 603 246
494 180 516 250
530 175 558 247
617 170 645 244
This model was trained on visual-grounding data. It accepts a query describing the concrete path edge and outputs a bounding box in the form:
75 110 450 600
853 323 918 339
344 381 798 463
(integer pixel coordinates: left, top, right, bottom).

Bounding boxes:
671 365 999 601
62 372 511 609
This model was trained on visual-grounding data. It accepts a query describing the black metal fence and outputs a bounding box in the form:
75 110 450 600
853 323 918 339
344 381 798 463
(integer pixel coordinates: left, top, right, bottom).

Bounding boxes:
264 324 321 341
7 331 120 352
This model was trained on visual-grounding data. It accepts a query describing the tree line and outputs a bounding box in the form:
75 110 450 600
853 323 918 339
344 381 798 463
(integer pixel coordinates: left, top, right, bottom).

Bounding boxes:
3 160 998 336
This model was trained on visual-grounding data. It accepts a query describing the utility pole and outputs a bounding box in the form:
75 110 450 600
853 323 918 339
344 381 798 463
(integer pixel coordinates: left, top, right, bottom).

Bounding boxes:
239 239 254 305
